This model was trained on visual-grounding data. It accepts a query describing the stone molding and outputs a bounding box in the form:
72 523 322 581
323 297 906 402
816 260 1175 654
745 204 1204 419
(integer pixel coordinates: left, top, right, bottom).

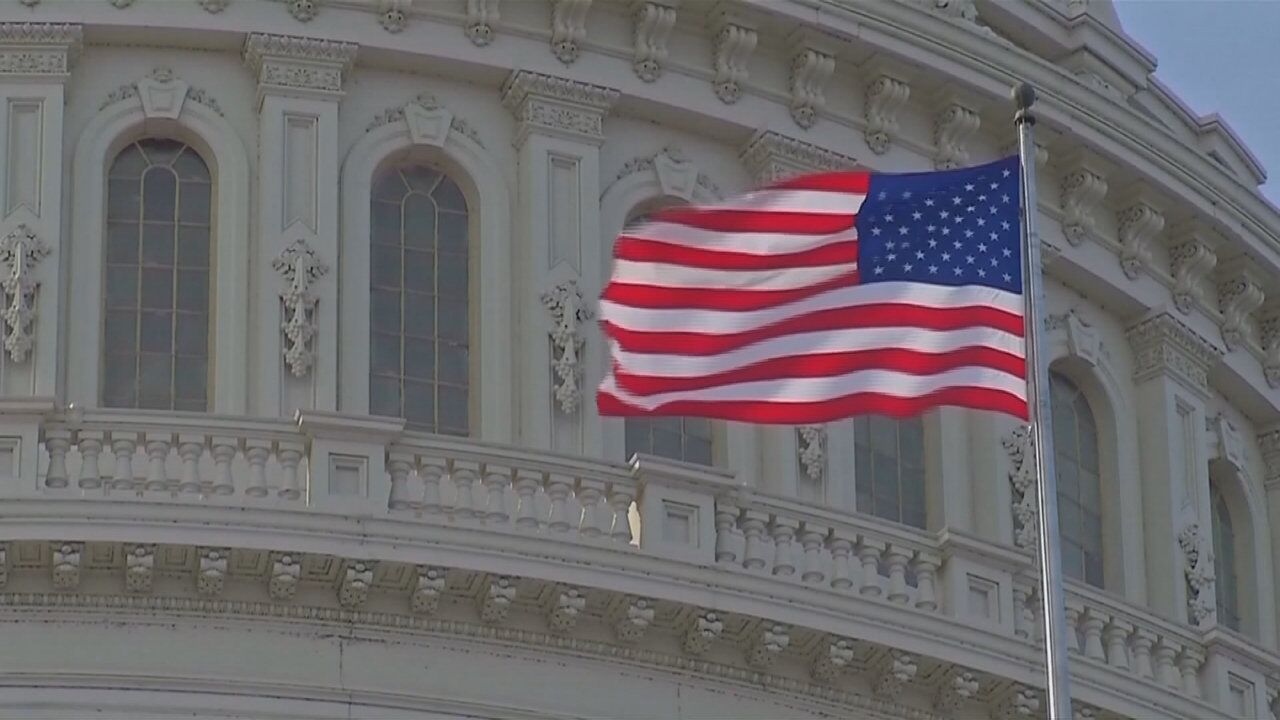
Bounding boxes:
0 22 82 78
500 70 619 147
242 33 358 100
738 130 856 186
1125 312 1223 395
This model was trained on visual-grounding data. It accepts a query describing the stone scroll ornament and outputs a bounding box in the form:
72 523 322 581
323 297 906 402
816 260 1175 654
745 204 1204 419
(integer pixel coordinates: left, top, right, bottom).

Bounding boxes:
542 279 593 414
0 224 50 363
272 239 329 378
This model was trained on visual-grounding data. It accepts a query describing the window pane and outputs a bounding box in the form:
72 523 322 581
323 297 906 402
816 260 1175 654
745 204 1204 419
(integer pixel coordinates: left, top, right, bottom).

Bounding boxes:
175 318 207 355
403 337 434 380
403 293 434 338
174 357 206 401
171 147 209 181
439 384 468 433
369 375 401 417
434 178 467 213
142 168 177 222
1050 370 1104 588
106 222 139 264
371 290 401 334
176 270 207 312
439 344 467 386
105 266 138 309
403 166 441 194
109 145 148 179
139 311 172 353
403 193 437 248
438 211 467 255
370 333 401 375
104 311 137 352
141 223 175 265
177 225 209 268
404 380 435 423
625 420 650 460
107 179 141 221
439 254 468 298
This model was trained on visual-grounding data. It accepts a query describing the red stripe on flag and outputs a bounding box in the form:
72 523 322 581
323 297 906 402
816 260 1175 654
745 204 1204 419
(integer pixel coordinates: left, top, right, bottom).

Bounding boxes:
766 171 872 194
650 207 856 234
601 273 859 311
613 237 860 270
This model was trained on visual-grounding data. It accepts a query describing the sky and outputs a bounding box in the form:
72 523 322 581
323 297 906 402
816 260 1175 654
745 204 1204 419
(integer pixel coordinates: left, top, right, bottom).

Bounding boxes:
1112 0 1280 206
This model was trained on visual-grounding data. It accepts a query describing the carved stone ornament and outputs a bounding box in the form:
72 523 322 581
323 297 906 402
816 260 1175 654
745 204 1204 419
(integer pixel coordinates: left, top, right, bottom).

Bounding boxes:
1216 266 1265 352
411 565 448 615
1209 413 1247 474
1177 522 1215 626
1169 236 1217 315
864 75 910 155
125 543 155 594
479 575 517 624
811 637 855 684
272 239 329 378
367 93 484 148
110 0 136 7
199 0 230 13
934 101 980 170
994 685 1040 720
548 586 587 633
0 23 83 78
243 34 357 99
339 560 375 608
709 11 757 104
1116 199 1164 279
746 623 790 668
1262 311 1280 388
466 0 500 46
787 31 836 130
1060 165 1108 246
286 0 318 22
269 553 300 600
501 70 619 147
542 279 593 414
682 610 723 656
1260 428 1280 490
872 651 918 701
613 596 655 643
1046 309 1103 368
934 668 980 715
609 147 718 202
797 425 825 484
100 67 223 117
739 130 856 186
550 0 591 64
1003 425 1038 550
632 0 677 82
197 547 228 596
1125 312 1223 395
0 224 49 364
377 0 410 32
52 542 82 590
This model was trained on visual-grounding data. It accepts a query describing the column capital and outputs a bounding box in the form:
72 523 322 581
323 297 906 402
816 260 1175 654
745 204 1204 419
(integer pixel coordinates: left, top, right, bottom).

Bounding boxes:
0 23 82 80
1125 311 1223 396
500 70 618 147
243 33 357 102
738 130 856 186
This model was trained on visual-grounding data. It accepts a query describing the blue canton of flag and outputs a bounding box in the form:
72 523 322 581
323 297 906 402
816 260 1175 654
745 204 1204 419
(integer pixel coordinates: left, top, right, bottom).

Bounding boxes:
856 156 1023 294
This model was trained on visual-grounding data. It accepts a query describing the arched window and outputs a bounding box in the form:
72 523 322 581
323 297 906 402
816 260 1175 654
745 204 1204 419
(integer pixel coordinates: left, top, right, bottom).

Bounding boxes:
1211 482 1241 631
368 163 469 435
853 415 926 528
103 139 211 411
1050 370 1104 587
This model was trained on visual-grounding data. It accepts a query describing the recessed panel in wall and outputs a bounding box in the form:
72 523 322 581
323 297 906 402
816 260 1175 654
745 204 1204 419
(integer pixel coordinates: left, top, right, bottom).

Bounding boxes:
283 114 319 232
6 100 43 218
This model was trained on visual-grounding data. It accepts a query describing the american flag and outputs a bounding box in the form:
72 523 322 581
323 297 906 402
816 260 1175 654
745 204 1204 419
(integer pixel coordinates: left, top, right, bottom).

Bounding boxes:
597 156 1028 423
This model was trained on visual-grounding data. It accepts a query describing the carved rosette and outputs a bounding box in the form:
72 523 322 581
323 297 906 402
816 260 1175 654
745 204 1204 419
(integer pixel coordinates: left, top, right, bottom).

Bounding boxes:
243 34 357 100
0 224 49 363
0 23 83 78
864 75 910 155
1216 267 1265 352
1116 200 1164 279
1126 312 1223 395
1177 522 1215 626
1169 237 1217 314
542 279 593 414
709 13 756 104
787 33 835 130
631 1 677 82
272 239 329 378
1059 166 1107 246
501 70 619 147
797 425 825 484
739 130 855 187
1003 425 1038 550
550 0 591 64
933 102 980 170
466 0 500 46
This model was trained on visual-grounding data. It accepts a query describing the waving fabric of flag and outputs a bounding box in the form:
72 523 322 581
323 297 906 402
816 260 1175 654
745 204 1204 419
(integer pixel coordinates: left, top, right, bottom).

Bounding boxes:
596 155 1029 423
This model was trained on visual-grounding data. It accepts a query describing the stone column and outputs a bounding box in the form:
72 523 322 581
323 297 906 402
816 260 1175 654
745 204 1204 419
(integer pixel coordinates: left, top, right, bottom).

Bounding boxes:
1126 312 1223 622
0 24 80 400
1261 427 1280 648
501 71 618 454
737 130 854 502
243 34 357 417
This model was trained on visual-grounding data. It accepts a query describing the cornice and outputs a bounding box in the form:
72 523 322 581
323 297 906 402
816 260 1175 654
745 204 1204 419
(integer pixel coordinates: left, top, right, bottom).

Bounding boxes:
1125 311 1224 394
500 70 620 147
0 22 82 78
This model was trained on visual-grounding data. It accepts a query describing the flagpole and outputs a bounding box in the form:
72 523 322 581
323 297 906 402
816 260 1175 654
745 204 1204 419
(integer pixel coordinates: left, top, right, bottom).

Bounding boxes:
1013 83 1073 720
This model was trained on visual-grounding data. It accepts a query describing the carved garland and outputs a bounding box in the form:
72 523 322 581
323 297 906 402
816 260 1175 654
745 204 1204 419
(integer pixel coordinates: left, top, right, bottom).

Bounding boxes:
100 67 224 116
542 279 593 414
1177 522 1215 626
272 239 329 378
0 224 49 363
1003 425 1038 550
366 92 484 148
797 425 825 485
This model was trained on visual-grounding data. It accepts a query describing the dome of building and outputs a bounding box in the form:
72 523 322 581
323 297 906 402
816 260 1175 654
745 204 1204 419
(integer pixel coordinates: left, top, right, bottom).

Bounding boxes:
0 1 1277 718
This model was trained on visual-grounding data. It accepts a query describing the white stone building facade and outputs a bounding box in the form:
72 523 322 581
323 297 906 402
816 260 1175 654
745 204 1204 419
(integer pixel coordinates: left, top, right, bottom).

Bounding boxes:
0 0 1277 718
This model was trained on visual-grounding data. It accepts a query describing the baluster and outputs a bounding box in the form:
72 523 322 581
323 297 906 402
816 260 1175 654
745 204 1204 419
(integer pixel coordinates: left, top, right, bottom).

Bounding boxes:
419 457 446 514
143 433 171 493
857 538 885 597
76 431 104 490
276 441 304 500
110 434 137 491
607 482 635 544
177 435 205 495
576 478 607 539
44 429 71 489
799 523 828 584
884 545 910 604
769 517 798 577
482 464 512 525
1130 629 1155 680
1104 618 1132 670
1064 605 1082 653
740 510 769 570
911 551 939 611
210 437 238 496
546 473 574 533
1177 648 1204 698
827 533 854 590
714 502 740 564
513 468 542 529
451 459 479 519
1154 638 1181 688
244 440 271 497
1081 609 1106 661
387 452 415 510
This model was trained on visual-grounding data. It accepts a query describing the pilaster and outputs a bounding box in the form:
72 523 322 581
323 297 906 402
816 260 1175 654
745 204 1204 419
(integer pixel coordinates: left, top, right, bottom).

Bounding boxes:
243 34 357 416
1261 426 1280 648
0 23 80 401
1125 311 1223 622
502 70 617 454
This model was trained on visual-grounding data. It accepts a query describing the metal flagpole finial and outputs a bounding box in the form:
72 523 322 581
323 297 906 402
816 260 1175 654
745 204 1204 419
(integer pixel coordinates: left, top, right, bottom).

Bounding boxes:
1012 83 1037 126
